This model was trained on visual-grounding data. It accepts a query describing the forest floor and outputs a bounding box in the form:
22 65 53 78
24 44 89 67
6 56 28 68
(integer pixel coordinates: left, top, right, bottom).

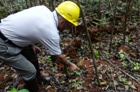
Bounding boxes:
0 20 140 92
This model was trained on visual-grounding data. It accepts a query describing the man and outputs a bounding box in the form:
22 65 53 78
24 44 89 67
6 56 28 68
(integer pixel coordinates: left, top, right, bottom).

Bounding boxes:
0 1 80 92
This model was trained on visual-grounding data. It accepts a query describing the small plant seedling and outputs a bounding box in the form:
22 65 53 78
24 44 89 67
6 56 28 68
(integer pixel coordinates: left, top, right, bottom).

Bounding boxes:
7 87 29 92
118 50 126 59
94 50 99 58
71 79 83 89
71 70 81 76
46 55 51 62
133 62 140 70
119 77 127 84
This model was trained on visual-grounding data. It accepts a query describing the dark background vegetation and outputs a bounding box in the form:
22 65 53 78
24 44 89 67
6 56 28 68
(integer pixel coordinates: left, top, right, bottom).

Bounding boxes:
0 0 140 92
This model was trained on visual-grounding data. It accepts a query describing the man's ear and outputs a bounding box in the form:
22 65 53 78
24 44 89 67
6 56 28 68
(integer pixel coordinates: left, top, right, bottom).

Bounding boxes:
58 18 66 31
59 18 65 24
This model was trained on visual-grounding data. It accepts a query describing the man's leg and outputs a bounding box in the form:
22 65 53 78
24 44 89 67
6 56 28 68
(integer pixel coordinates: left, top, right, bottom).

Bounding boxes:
21 45 51 84
0 39 39 92
21 45 41 78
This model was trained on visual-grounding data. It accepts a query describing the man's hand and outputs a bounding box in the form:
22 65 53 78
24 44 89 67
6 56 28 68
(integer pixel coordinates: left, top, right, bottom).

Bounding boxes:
68 62 78 71
32 45 41 54
51 55 79 71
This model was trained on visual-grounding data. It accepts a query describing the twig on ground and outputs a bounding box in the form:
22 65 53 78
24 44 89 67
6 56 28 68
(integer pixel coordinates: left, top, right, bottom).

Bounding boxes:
106 60 140 84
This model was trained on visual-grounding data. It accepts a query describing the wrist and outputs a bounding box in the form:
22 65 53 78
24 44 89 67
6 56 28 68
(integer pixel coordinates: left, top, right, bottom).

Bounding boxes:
65 61 72 66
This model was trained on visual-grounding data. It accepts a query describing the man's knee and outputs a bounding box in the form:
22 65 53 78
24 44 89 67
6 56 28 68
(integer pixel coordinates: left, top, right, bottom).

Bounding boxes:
24 67 37 81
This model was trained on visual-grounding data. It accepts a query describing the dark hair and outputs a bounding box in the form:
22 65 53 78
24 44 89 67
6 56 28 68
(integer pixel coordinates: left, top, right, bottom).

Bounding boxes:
56 11 63 19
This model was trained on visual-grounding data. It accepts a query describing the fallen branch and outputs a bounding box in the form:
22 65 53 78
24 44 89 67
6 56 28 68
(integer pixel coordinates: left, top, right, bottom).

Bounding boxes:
110 66 117 92
106 60 140 84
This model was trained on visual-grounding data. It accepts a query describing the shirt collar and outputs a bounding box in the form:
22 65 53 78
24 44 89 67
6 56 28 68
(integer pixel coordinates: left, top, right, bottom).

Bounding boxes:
52 10 58 27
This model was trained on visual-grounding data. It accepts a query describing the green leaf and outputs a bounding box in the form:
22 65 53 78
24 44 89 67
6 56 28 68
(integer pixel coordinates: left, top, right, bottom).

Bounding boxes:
119 78 127 84
2 12 8 17
118 50 126 59
94 50 99 58
18 89 29 92
75 71 81 76
121 61 127 67
71 70 81 76
11 88 17 92
134 62 140 70
109 82 114 87
46 56 51 61
120 53 125 59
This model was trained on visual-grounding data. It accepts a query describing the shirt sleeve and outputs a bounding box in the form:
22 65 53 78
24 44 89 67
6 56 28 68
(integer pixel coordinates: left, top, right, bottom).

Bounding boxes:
38 29 62 55
42 37 62 55
36 10 61 55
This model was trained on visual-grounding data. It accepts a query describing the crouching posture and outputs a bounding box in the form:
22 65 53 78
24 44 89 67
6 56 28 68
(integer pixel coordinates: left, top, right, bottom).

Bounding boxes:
0 1 80 92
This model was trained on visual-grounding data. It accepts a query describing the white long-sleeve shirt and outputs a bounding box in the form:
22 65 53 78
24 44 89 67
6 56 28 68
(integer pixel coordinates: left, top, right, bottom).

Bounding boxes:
0 5 61 55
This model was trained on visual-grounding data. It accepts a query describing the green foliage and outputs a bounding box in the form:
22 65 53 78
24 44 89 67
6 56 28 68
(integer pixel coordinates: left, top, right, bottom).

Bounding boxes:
137 77 140 81
11 88 17 92
118 50 126 60
125 36 131 43
71 79 83 89
119 78 136 89
0 0 28 18
46 55 51 62
109 82 114 88
133 62 140 70
119 50 140 71
94 50 99 58
0 2 8 18
70 70 83 89
71 70 81 76
18 89 29 92
119 53 125 59
121 61 127 67
103 51 110 59
100 17 110 25
119 77 127 84
7 87 29 92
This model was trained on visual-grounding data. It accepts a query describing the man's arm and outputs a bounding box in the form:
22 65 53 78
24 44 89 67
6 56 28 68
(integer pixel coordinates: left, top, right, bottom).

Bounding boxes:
51 55 78 71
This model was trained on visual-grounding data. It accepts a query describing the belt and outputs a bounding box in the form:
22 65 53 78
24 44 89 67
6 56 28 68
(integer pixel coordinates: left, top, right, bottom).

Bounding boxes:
0 31 22 48
0 19 21 48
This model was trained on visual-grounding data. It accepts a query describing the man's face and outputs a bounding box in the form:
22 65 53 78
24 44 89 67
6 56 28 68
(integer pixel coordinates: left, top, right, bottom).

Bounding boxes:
64 21 74 30
58 19 74 31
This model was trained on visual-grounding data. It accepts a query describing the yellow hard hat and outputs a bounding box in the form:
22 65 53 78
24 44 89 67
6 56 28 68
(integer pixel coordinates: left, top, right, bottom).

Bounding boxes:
55 1 80 26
